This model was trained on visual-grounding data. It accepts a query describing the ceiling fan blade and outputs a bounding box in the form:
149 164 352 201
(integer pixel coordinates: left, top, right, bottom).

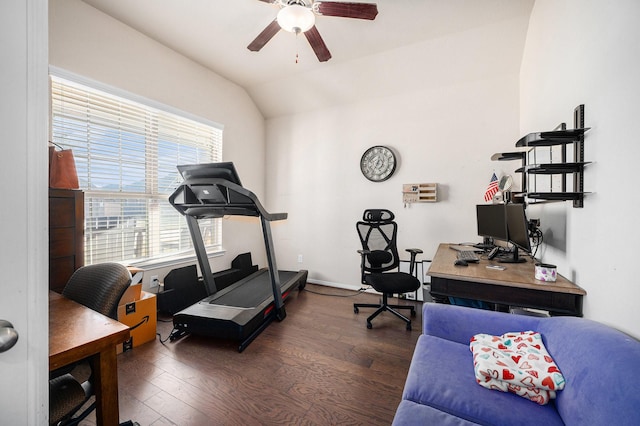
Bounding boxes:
315 1 378 20
247 20 281 52
304 26 332 62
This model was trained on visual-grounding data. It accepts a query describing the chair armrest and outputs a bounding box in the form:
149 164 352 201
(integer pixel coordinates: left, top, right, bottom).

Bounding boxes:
357 249 371 284
422 303 544 345
404 248 423 275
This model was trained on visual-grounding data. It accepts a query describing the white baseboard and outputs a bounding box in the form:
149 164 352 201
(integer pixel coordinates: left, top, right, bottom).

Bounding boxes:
307 278 359 290
306 279 382 295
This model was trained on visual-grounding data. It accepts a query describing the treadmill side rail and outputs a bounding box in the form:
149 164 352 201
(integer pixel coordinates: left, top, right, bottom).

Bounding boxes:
261 216 285 318
186 215 217 294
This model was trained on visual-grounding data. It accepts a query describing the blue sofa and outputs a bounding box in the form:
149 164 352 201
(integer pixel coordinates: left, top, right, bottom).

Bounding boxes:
393 303 640 426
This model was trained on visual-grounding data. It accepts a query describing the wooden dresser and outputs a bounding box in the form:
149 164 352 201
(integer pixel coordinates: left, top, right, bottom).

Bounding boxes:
49 189 84 293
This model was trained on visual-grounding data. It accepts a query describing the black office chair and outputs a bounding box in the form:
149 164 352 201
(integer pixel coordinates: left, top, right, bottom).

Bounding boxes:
353 209 422 330
49 263 132 426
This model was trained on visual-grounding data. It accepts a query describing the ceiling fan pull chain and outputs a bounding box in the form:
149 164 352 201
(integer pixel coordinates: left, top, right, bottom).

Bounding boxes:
295 31 300 64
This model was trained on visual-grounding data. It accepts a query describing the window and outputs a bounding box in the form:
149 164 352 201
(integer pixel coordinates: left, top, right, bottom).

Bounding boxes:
50 73 223 266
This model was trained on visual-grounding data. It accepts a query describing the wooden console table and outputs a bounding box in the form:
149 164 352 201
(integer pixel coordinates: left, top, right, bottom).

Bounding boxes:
49 291 130 426
428 243 586 316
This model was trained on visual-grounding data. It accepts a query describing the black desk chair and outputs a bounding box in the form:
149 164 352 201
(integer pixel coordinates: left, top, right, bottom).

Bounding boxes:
353 209 422 330
49 263 132 426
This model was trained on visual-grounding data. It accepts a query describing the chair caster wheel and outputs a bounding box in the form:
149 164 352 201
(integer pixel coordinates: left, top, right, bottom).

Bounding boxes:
354 307 359 314
406 323 412 331
367 322 373 329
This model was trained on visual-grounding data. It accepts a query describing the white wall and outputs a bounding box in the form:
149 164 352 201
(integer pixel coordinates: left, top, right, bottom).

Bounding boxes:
519 0 640 338
266 17 527 287
49 0 268 283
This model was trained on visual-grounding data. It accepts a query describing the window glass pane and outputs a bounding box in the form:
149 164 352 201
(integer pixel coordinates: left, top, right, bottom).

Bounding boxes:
85 197 148 264
157 140 203 195
51 75 223 265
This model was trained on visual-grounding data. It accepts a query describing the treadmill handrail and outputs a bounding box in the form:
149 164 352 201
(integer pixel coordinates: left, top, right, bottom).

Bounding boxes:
169 177 287 222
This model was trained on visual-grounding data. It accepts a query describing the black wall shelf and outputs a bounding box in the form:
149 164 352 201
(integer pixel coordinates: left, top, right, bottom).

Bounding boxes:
490 152 527 161
516 128 590 147
518 162 590 174
492 104 590 208
527 192 585 201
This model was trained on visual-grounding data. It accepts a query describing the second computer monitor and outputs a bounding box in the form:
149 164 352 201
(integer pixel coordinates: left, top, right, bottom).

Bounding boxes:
505 203 532 254
476 204 508 243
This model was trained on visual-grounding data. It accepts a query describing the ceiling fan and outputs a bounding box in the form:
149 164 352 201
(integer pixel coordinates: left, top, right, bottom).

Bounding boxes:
247 0 379 62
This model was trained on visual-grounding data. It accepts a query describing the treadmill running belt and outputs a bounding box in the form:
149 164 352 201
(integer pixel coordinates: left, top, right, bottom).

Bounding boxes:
171 268 308 351
210 270 298 308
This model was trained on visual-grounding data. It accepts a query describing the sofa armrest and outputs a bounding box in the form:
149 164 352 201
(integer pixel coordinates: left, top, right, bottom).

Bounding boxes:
423 303 544 345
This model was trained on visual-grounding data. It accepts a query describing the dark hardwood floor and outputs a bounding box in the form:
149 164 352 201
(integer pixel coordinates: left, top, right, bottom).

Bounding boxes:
82 284 422 425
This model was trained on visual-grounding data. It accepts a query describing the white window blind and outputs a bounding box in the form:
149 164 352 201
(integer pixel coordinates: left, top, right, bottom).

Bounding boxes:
50 75 223 265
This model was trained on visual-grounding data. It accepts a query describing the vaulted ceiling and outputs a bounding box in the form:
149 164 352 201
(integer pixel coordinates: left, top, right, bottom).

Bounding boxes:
82 0 535 118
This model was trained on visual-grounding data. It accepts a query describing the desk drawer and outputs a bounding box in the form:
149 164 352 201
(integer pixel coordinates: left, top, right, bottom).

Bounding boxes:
50 257 75 293
50 227 76 258
431 276 583 316
49 197 77 227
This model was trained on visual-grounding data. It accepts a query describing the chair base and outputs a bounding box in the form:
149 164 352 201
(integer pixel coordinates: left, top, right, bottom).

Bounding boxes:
354 293 416 330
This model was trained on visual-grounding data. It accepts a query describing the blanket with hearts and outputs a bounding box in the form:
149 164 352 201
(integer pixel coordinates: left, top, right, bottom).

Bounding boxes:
470 331 565 405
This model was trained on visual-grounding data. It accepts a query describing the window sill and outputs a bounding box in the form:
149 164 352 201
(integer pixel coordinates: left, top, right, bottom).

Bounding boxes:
127 248 226 270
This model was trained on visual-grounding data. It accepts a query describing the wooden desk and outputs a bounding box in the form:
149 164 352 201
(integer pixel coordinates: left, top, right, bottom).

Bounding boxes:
428 243 587 316
49 291 130 426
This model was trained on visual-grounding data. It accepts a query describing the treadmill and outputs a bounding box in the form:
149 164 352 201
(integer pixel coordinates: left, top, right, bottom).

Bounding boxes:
168 162 308 351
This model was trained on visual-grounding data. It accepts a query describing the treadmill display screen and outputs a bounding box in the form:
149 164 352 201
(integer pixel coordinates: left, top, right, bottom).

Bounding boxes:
177 162 242 186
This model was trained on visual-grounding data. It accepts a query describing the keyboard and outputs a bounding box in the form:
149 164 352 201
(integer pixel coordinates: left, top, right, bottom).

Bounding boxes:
457 250 480 263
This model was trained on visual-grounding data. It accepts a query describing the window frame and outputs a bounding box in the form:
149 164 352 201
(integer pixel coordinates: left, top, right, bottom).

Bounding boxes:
49 67 225 268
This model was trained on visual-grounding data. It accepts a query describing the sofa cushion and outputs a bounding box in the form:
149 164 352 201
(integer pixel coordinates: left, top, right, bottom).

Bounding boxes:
537 317 640 426
401 334 564 426
423 303 543 346
393 400 481 426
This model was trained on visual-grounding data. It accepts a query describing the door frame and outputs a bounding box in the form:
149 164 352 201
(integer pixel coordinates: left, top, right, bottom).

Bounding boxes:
0 0 49 423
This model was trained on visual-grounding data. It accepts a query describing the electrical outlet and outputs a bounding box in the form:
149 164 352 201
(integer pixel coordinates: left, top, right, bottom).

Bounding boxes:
150 275 159 288
297 254 303 263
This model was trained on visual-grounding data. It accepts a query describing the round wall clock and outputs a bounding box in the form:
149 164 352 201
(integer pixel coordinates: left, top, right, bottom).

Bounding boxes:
360 145 397 182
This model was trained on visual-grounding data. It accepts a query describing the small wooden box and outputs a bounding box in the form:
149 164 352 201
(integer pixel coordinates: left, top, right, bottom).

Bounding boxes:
403 183 438 203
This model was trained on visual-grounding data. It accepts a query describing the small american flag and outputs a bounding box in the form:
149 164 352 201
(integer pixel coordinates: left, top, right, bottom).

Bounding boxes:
484 173 499 202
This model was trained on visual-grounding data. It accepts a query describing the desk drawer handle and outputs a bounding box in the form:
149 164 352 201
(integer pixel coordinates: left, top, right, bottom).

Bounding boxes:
0 320 19 353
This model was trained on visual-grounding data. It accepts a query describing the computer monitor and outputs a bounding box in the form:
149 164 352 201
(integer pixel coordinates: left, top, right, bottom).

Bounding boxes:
476 204 508 246
503 203 532 263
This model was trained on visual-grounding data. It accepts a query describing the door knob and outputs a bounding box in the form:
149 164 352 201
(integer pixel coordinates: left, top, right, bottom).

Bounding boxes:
0 320 19 353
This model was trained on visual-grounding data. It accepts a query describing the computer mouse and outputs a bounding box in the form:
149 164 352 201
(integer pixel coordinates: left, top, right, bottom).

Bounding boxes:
454 259 468 267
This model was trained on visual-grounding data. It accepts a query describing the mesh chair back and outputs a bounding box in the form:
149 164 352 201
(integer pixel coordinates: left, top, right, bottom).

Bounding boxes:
62 263 132 319
49 374 86 425
357 209 400 274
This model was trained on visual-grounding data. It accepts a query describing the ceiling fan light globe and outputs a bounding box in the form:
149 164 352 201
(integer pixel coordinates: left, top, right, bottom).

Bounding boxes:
277 5 315 33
